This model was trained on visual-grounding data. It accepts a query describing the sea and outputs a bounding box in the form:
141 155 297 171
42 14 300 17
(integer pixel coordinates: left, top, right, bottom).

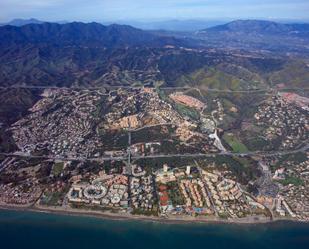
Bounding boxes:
0 209 309 249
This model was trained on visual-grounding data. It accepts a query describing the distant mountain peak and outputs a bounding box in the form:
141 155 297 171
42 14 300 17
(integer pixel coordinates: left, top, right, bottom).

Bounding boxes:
2 18 45 26
1 18 69 27
200 19 309 35
202 20 284 33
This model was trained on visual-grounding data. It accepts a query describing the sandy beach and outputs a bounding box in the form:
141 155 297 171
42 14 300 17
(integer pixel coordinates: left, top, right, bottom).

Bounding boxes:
0 203 301 225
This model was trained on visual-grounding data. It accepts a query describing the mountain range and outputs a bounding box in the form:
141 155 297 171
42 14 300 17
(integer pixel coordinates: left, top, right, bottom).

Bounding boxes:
0 19 308 88
0 22 182 48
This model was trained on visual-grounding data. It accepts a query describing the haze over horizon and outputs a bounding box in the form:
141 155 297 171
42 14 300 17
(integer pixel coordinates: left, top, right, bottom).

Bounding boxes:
1 0 309 23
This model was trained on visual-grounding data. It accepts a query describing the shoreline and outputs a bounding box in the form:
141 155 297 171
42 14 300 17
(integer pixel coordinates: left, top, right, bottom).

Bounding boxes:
0 204 304 225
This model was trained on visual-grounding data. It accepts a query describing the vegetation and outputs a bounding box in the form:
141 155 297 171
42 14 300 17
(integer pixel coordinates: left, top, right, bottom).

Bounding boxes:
269 61 309 88
99 130 128 150
177 67 249 91
131 125 176 144
242 134 270 152
134 157 197 171
198 155 260 184
0 89 41 125
40 191 66 206
52 162 64 177
94 95 110 117
0 129 17 152
271 152 308 171
278 176 304 186
218 212 229 219
174 102 200 120
223 133 248 153
166 181 184 206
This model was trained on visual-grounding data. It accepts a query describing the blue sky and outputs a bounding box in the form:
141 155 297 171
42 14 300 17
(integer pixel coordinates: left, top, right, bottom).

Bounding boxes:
0 0 308 22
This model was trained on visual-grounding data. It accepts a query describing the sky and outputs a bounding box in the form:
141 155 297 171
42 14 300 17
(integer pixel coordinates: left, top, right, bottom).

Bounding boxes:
0 0 309 23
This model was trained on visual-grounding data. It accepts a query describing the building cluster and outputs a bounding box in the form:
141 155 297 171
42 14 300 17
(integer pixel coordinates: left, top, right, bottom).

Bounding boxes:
8 87 220 159
200 117 216 133
156 164 181 184
130 176 155 210
254 95 308 149
97 88 218 154
275 157 309 220
67 171 156 212
0 157 45 206
102 88 200 135
169 92 205 111
211 98 225 123
68 174 129 208
10 89 105 157
111 115 140 129
275 195 296 218
175 125 214 146
131 142 161 156
279 92 309 111
0 182 42 206
103 88 186 130
2 151 309 222
179 179 212 211
155 164 266 218
202 170 265 218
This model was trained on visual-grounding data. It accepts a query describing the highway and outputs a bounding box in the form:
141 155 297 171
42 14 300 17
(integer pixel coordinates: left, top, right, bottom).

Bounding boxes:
0 143 307 162
1 85 308 93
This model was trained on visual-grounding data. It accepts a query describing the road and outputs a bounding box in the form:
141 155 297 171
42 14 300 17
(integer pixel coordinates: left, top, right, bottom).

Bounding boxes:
1 85 308 93
128 123 174 133
126 128 132 175
0 143 307 162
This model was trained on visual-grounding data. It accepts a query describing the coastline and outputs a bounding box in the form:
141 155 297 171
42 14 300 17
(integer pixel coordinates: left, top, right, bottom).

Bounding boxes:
0 203 302 225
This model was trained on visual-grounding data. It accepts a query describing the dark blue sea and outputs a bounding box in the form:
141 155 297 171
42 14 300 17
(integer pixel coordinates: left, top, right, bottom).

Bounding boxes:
0 209 309 249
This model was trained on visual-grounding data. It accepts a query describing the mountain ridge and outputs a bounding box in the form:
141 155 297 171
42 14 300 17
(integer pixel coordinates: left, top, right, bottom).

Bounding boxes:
0 22 184 48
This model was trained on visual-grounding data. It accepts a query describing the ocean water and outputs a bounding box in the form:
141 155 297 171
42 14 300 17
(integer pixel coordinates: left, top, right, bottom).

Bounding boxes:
0 210 309 249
